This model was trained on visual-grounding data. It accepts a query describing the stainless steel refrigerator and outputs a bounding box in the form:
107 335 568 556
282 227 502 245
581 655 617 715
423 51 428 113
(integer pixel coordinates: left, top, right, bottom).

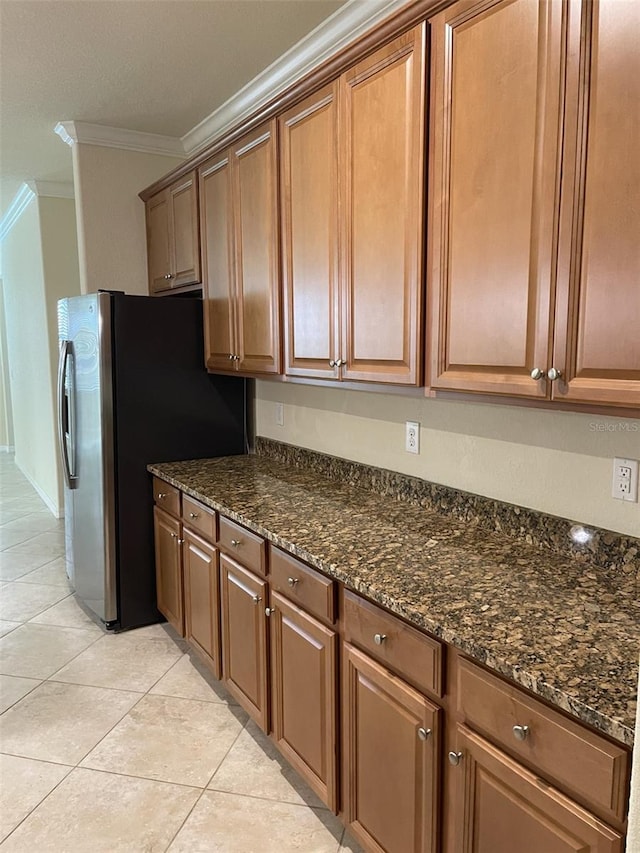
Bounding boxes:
57 291 247 631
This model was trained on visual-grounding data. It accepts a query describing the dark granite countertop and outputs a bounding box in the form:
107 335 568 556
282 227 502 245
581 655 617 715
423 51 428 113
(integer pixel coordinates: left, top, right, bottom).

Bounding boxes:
148 453 639 747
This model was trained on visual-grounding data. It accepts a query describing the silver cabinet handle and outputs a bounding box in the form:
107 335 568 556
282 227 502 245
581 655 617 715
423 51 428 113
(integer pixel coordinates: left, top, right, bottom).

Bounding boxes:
287 577 299 587
336 358 346 367
448 751 463 766
157 493 167 500
233 355 240 361
252 595 262 604
265 607 275 616
178 539 185 545
164 273 174 280
418 727 431 741
189 512 199 519
512 725 530 741
530 367 546 381
547 367 562 381
230 539 241 547
373 633 386 645
329 359 337 368
169 532 177 538
228 353 234 360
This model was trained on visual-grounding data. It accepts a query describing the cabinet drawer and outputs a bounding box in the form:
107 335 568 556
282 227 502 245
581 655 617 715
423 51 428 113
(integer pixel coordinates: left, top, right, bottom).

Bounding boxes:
182 495 216 542
152 477 180 517
218 516 266 576
270 548 335 624
457 658 629 821
342 590 444 698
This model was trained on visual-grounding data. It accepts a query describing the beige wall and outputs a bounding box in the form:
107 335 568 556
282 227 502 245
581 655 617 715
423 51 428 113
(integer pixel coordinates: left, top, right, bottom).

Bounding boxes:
0 278 14 450
71 145 184 296
2 196 80 514
256 381 640 537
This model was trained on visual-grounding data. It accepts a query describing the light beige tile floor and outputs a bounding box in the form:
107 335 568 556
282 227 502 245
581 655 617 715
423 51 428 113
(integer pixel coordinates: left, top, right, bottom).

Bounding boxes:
0 454 361 851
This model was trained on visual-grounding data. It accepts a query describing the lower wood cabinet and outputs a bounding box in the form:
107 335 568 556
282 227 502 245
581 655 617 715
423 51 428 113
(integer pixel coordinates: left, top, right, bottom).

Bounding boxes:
152 489 631 853
183 528 221 678
270 590 338 811
153 506 184 636
219 553 269 731
343 642 441 853
449 725 624 853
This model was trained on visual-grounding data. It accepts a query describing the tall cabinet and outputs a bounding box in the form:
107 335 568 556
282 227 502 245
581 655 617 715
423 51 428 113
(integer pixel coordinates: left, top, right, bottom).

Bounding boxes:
280 25 427 385
428 0 639 408
200 120 281 376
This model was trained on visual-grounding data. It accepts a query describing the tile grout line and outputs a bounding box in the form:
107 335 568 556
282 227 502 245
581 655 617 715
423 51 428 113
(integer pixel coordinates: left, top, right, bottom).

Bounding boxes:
0 759 75 846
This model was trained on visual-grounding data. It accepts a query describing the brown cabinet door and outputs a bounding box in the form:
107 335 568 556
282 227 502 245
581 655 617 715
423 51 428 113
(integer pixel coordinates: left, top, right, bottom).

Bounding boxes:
428 0 564 398
183 528 221 678
449 725 623 853
219 554 269 731
270 591 338 811
231 120 281 375
146 190 172 294
340 25 426 385
200 152 237 370
153 506 184 636
343 643 440 853
553 0 640 408
280 83 340 379
169 172 200 289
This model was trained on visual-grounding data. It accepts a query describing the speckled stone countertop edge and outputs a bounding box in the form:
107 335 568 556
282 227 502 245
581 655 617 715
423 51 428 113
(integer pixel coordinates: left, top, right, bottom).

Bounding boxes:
149 463 636 747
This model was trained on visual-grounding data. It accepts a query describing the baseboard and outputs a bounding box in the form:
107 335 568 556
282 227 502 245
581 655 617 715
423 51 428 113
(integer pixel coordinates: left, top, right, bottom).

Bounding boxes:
14 461 63 518
0 445 15 453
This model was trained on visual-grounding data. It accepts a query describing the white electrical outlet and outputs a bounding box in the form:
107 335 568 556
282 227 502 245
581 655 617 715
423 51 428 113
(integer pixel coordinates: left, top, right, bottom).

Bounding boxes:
275 403 284 427
612 457 638 502
405 421 420 454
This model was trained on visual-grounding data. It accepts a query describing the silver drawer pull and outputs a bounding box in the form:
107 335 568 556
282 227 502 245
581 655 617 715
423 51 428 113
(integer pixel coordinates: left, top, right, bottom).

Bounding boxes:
287 577 299 587
417 727 431 741
157 493 167 499
252 595 262 605
230 539 241 547
512 725 530 741
265 607 275 616
448 751 463 766
169 532 178 538
189 512 199 519
373 633 387 645
178 539 184 544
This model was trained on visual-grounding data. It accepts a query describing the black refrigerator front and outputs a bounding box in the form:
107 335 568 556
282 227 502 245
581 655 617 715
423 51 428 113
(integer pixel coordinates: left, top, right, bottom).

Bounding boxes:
57 291 247 631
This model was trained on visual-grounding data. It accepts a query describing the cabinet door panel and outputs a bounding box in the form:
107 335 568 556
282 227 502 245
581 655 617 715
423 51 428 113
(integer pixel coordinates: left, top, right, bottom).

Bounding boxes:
343 643 440 853
341 25 426 385
232 121 281 375
429 0 563 397
153 506 183 636
554 0 640 407
170 173 200 288
200 154 236 371
183 529 220 678
146 191 171 294
280 84 339 379
220 554 269 731
452 726 623 853
271 591 337 810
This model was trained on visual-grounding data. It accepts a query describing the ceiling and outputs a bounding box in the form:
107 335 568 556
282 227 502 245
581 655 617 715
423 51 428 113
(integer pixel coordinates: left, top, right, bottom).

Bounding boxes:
0 0 347 215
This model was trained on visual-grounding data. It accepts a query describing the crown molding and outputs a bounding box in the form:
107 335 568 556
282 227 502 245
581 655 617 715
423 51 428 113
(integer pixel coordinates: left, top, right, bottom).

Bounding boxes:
0 183 36 242
181 0 411 155
25 180 75 199
54 121 184 158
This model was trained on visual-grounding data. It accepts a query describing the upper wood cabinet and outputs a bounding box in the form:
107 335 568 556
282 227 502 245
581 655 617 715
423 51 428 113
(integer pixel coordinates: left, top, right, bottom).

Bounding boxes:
146 172 200 294
280 25 427 385
200 120 281 376
428 0 639 409
552 0 640 407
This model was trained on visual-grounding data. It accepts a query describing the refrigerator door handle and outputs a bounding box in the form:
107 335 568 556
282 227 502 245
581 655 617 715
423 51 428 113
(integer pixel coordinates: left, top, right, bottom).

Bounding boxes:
57 340 78 489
